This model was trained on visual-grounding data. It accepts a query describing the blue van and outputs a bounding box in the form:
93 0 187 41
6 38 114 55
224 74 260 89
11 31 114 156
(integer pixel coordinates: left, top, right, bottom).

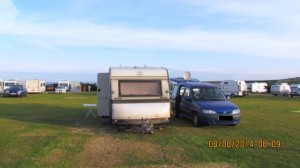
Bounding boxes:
170 82 240 126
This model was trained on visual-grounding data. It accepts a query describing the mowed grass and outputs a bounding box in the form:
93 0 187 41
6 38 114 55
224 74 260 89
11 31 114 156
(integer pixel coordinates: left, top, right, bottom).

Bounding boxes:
0 93 300 168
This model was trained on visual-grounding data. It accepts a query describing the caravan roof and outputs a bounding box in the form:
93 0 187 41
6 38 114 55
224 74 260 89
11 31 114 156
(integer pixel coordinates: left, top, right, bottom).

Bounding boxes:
110 67 168 77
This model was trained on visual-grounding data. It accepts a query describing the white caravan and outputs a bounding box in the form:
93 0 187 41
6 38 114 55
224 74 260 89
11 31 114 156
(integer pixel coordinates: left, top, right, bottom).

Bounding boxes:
69 81 82 92
219 80 248 97
248 82 268 93
289 84 300 97
25 80 46 93
97 66 171 125
270 83 291 96
4 80 19 90
57 80 70 91
0 78 4 96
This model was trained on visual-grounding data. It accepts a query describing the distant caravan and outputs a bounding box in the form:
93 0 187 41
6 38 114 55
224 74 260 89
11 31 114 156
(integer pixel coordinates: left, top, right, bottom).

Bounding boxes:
271 83 291 96
25 80 46 94
97 66 171 127
247 82 268 93
219 80 248 97
0 78 4 97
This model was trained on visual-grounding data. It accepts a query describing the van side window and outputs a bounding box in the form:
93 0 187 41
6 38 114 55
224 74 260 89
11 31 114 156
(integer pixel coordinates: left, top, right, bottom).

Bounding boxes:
184 88 190 98
171 85 179 97
179 86 185 96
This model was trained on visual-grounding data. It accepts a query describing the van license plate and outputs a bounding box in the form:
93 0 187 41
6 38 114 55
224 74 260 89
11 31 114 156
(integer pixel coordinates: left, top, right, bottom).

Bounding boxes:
219 116 233 120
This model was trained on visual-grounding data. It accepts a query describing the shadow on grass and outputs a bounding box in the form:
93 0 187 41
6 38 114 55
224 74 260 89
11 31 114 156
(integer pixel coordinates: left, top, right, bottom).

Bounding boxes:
0 101 232 136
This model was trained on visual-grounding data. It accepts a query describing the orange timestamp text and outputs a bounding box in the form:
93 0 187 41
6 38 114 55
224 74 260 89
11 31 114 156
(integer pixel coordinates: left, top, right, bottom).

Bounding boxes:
208 139 281 148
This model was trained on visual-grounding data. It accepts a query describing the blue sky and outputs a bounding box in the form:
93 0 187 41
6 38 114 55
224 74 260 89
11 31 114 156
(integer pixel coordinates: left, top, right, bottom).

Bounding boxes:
1 0 300 82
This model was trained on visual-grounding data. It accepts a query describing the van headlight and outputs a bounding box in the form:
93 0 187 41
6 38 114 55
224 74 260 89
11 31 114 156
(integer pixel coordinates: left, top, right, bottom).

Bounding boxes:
203 109 216 114
232 109 240 114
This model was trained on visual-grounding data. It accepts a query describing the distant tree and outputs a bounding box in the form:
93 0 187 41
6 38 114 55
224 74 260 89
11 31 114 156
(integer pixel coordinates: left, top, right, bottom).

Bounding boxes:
80 82 97 91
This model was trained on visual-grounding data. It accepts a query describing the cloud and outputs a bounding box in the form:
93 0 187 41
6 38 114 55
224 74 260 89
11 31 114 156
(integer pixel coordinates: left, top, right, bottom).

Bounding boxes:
0 0 18 22
1 0 300 60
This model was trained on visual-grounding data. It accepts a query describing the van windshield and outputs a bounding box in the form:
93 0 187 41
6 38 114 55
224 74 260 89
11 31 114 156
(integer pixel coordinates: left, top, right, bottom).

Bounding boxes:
192 87 226 101
119 80 162 96
5 82 15 86
59 83 69 87
291 87 299 92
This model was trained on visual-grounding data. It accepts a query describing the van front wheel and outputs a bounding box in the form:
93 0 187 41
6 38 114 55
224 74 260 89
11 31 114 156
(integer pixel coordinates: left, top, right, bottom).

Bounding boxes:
193 113 200 127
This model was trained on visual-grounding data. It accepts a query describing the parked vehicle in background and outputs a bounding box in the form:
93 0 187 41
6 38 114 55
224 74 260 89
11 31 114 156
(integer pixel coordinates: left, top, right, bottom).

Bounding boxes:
58 80 70 92
69 81 81 92
4 80 19 91
46 83 56 91
0 78 4 97
290 84 300 97
219 80 248 97
247 82 268 93
25 80 46 93
97 66 171 126
171 82 240 126
5 84 27 97
55 87 67 94
270 83 291 96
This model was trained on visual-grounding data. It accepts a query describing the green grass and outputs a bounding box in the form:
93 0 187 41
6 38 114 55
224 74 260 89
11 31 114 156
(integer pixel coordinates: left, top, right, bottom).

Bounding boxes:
0 93 300 167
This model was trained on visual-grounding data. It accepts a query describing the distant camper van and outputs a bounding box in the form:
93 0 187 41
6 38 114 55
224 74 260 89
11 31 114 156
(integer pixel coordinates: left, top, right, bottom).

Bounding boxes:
219 80 248 97
290 84 300 97
58 80 70 91
4 80 19 91
97 66 171 126
270 83 291 96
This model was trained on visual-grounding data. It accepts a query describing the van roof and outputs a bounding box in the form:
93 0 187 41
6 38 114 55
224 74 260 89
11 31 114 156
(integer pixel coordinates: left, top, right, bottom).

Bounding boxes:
170 77 199 83
178 82 219 88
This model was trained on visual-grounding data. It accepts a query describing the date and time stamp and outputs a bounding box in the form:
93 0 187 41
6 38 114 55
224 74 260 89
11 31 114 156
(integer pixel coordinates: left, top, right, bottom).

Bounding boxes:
208 139 281 148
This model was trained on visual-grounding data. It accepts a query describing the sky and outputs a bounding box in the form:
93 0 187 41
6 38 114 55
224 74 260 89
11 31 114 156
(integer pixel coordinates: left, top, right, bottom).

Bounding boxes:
1 0 300 82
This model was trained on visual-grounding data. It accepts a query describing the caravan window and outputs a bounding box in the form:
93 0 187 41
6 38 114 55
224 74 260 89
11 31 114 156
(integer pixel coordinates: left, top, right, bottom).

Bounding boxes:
119 80 162 96
223 86 229 89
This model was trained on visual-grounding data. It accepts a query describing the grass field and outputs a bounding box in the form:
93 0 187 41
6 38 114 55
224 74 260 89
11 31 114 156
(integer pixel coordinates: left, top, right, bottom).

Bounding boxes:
0 93 300 168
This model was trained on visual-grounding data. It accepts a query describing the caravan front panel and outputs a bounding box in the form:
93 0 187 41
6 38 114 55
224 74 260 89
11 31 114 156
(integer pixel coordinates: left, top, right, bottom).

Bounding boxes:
111 101 170 125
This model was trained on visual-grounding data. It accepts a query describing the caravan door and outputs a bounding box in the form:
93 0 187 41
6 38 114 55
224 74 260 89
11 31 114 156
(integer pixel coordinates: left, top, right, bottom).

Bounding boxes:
97 73 111 118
